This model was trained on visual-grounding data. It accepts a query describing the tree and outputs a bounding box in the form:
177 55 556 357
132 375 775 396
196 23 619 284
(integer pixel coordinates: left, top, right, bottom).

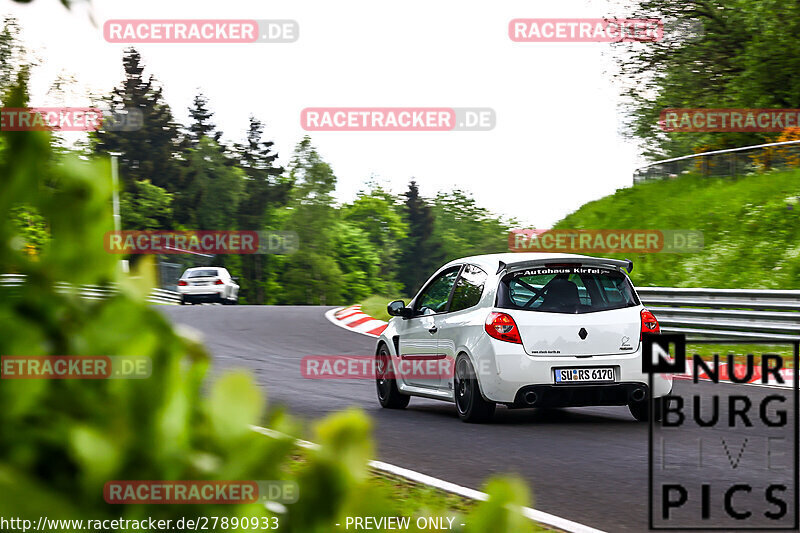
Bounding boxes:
617 0 800 158
397 181 444 295
181 137 244 230
188 91 222 145
119 179 173 230
92 48 184 220
0 17 27 101
233 116 291 304
333 221 381 301
278 137 343 304
341 183 407 294
431 189 514 261
1 44 49 256
235 117 287 221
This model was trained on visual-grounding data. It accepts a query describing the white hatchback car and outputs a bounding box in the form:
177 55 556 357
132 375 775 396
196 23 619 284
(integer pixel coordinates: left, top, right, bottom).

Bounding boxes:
375 253 672 423
177 267 239 305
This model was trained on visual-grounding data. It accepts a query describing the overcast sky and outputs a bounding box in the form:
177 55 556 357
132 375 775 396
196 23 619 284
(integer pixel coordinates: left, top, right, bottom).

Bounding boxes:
4 0 648 228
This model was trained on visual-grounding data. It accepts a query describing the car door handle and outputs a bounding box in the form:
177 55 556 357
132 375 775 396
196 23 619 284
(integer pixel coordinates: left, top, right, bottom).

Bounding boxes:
428 326 438 334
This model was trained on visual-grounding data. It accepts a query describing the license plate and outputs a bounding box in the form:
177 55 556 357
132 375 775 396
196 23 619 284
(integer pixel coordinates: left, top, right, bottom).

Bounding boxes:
194 281 210 286
554 367 615 384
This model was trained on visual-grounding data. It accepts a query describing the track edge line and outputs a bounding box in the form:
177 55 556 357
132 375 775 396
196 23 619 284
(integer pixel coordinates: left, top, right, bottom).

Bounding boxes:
249 424 606 533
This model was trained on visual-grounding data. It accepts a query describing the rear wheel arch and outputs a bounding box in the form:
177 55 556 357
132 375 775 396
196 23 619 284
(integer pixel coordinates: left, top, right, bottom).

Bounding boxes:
453 352 495 423
455 350 492 402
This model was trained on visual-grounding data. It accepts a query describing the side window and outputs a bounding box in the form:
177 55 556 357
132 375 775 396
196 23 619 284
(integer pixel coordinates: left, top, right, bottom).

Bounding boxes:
449 264 487 312
413 267 460 315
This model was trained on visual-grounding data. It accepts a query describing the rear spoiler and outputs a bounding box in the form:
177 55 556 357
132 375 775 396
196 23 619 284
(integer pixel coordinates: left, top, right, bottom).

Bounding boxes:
501 257 634 275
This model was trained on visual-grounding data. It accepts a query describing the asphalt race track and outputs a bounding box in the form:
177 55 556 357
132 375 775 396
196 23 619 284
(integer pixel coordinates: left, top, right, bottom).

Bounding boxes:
160 305 798 532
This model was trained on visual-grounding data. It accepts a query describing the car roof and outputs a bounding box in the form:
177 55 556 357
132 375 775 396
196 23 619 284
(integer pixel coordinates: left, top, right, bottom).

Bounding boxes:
184 267 222 271
441 253 632 273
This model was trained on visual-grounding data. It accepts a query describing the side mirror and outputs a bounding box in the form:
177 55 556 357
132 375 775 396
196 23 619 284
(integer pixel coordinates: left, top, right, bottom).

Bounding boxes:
387 300 413 318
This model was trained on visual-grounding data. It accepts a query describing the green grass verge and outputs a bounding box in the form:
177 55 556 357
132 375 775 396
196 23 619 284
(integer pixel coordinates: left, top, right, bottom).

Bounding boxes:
554 169 800 289
359 294 409 322
285 454 550 531
688 344 796 369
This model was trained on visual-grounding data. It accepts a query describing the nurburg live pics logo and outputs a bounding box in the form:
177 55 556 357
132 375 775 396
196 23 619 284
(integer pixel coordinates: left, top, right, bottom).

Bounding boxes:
642 333 799 530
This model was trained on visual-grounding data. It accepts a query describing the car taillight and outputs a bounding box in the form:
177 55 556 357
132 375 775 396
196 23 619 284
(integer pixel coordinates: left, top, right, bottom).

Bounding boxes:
641 308 661 336
485 312 522 344
214 279 224 285
178 280 188 286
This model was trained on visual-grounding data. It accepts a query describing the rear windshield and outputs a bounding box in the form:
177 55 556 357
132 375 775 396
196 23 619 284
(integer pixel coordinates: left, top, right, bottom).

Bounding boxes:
496 265 639 314
186 269 218 278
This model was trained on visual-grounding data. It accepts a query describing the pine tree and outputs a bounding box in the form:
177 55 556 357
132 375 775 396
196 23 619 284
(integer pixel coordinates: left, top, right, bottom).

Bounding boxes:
181 137 244 230
235 116 288 229
234 116 291 304
0 17 26 100
92 48 183 211
398 180 444 295
188 92 222 145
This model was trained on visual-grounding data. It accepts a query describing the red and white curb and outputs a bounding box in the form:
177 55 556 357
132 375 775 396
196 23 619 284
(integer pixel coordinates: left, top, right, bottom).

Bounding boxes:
327 305 387 337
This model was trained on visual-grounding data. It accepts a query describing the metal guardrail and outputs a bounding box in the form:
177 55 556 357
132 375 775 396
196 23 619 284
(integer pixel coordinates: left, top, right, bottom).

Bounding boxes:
637 287 800 341
0 274 181 305
633 139 800 183
149 288 183 305
2 274 798 338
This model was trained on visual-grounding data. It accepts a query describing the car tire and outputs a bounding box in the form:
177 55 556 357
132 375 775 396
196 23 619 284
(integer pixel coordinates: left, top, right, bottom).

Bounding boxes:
454 354 495 423
629 396 664 422
376 344 410 409
180 296 186 305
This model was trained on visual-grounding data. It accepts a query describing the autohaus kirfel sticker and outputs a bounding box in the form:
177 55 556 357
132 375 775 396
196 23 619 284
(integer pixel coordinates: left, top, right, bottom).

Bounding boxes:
643 333 799 530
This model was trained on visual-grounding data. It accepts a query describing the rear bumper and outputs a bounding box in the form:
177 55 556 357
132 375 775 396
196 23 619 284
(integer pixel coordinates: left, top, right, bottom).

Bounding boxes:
472 336 673 403
178 286 225 296
181 292 224 303
511 382 656 408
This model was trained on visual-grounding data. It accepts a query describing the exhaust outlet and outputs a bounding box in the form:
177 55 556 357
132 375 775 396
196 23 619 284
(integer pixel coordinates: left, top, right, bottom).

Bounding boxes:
631 387 646 402
523 391 538 405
